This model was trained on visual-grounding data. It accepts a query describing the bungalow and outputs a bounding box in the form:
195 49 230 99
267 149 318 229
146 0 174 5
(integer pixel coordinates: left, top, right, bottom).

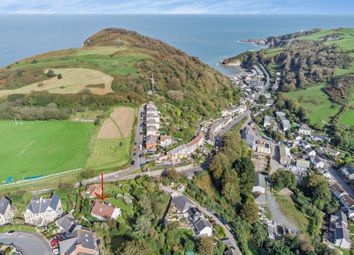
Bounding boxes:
298 124 311 136
24 193 62 226
340 165 354 182
330 210 351 249
252 173 267 195
0 197 14 226
58 228 98 255
194 218 213 237
91 201 121 221
278 144 291 165
160 135 172 148
310 156 325 169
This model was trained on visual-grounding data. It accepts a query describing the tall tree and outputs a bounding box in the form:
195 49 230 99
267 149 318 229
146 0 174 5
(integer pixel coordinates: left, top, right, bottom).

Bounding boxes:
234 157 256 195
221 169 241 205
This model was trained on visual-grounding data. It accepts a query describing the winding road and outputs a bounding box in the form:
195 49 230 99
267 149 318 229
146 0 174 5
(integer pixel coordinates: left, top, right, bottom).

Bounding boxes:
0 231 52 255
159 185 242 255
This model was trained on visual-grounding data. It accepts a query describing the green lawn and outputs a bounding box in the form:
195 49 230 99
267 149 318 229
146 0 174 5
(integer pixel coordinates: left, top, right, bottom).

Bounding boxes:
86 137 132 170
285 83 341 128
263 47 284 58
15 49 148 78
274 193 309 233
0 120 94 182
339 107 354 127
298 28 354 51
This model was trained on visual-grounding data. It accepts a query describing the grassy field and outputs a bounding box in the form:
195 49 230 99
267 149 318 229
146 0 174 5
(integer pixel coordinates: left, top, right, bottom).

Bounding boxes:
86 106 136 170
0 68 114 97
0 120 94 182
285 83 341 128
297 28 354 51
274 193 309 233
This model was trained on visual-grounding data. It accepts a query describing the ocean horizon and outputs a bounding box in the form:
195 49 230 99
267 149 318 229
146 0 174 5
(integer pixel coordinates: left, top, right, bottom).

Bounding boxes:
1 14 354 74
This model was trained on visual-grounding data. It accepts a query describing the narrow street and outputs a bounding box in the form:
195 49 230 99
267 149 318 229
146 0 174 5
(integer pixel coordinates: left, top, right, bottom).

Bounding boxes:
159 185 242 255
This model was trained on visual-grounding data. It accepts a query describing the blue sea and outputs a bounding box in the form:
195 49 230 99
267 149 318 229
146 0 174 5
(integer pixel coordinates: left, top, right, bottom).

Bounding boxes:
0 14 354 74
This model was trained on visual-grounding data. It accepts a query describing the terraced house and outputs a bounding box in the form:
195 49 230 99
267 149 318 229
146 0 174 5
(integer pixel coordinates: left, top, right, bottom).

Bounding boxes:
24 194 62 226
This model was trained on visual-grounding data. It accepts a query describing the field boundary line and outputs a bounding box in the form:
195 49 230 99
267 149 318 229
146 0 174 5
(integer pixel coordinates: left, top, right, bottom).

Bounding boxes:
0 168 83 188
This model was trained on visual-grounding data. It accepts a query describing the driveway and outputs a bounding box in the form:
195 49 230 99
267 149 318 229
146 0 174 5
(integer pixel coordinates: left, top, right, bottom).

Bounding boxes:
160 185 242 255
0 231 52 255
264 191 298 232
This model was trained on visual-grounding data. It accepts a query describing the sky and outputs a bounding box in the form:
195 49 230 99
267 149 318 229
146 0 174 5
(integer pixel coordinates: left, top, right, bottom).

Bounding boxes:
0 0 353 15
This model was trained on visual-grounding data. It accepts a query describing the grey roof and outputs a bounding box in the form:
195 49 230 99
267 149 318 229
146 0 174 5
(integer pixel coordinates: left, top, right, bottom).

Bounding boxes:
332 210 350 244
146 125 158 131
281 119 291 130
59 229 96 255
146 135 158 144
242 127 255 147
194 218 212 233
275 111 286 118
56 213 76 233
172 196 190 212
342 165 354 175
27 193 60 214
0 197 10 215
255 173 267 188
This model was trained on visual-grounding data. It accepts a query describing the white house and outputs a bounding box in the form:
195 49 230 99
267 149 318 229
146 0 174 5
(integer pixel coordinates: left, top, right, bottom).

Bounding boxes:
340 165 354 182
253 173 267 195
0 197 14 226
310 156 325 169
24 194 62 226
305 147 316 157
194 218 213 237
298 124 311 136
160 135 172 148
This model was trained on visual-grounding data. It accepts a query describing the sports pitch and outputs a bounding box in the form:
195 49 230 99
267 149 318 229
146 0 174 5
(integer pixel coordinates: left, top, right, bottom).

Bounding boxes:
0 120 94 182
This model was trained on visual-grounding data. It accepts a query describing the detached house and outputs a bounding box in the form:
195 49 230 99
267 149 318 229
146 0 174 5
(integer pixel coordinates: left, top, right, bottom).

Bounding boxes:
160 135 172 148
24 194 62 226
0 197 14 226
91 201 121 221
59 228 98 255
194 218 213 237
340 165 354 182
310 156 325 169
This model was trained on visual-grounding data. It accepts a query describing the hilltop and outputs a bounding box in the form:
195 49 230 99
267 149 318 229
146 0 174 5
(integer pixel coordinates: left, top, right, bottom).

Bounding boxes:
0 28 239 131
